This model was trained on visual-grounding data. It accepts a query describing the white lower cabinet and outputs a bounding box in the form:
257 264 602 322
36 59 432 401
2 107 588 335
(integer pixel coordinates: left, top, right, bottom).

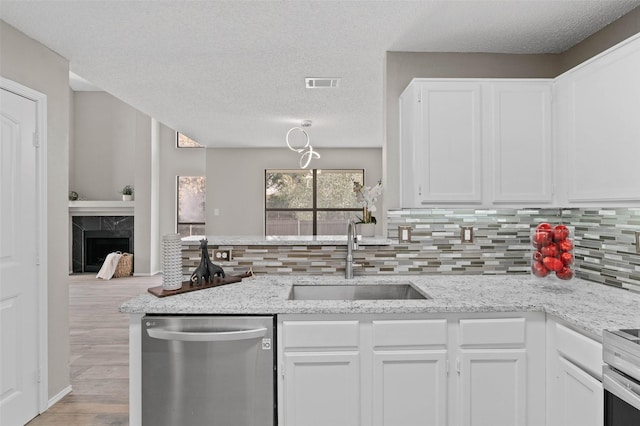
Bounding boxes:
546 319 604 426
459 350 527 426
278 313 546 426
372 350 448 426
283 351 360 426
554 357 603 426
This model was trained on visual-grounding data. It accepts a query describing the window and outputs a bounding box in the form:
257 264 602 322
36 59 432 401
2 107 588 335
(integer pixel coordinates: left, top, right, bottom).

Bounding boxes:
177 132 204 148
177 176 206 237
265 169 364 236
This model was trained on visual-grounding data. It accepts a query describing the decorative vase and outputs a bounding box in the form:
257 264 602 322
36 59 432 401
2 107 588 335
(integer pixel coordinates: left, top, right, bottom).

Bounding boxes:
122 194 133 201
162 233 183 291
357 223 376 237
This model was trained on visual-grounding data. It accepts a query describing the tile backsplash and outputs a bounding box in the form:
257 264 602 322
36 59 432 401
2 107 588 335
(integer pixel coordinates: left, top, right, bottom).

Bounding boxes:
183 208 640 292
388 208 640 291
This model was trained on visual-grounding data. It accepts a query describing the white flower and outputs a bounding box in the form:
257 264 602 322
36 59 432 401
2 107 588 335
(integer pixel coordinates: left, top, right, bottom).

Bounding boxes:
353 179 383 221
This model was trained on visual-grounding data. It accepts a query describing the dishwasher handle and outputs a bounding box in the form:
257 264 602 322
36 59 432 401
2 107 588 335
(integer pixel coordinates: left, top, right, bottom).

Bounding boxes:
147 327 268 342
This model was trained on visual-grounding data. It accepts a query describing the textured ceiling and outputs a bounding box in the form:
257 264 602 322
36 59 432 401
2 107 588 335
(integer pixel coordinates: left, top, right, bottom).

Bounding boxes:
2 0 639 148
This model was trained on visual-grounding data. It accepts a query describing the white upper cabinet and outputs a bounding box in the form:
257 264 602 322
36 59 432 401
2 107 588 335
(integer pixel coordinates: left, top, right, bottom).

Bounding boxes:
400 79 553 207
407 82 483 204
555 34 640 203
489 82 553 204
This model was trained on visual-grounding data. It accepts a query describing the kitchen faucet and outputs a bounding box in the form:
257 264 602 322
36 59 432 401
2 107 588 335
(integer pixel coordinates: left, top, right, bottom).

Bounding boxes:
345 219 359 279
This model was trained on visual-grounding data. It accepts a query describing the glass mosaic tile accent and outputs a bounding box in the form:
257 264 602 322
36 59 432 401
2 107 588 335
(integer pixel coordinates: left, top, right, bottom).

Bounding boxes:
181 208 640 292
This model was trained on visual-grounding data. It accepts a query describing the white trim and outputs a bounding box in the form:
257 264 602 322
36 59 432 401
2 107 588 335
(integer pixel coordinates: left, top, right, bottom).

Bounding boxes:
1 77 49 413
556 31 640 80
47 385 72 409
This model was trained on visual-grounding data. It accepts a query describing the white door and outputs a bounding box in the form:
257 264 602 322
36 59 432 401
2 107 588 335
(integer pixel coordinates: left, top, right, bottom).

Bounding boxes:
0 88 41 426
283 351 360 426
459 350 527 426
416 82 483 204
556 357 603 426
372 350 448 426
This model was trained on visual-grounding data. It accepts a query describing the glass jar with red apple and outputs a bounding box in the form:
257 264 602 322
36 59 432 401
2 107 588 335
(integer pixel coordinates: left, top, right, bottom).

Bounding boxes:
531 222 574 281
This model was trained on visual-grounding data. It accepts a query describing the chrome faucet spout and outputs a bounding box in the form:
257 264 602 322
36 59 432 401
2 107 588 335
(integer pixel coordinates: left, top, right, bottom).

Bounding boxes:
346 219 358 279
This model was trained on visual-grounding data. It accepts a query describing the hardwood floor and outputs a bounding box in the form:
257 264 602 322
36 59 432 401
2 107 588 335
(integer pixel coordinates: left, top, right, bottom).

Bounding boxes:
27 274 160 426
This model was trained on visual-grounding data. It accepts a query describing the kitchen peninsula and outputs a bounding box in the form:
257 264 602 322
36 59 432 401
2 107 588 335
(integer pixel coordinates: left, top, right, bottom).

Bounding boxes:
122 274 640 426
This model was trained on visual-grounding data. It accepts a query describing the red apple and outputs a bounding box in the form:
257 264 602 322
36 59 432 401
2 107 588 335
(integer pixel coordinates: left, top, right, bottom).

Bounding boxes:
558 239 574 252
543 256 564 272
536 223 552 232
532 230 551 248
556 267 574 280
532 261 550 277
533 251 543 262
541 243 559 258
553 225 570 242
560 252 574 265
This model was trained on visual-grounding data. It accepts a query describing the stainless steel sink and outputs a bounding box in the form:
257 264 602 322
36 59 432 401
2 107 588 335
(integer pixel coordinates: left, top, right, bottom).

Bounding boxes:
289 283 430 300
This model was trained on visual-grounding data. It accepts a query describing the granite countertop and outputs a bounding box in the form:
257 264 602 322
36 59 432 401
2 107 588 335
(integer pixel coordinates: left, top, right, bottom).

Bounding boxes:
181 235 393 246
120 274 640 341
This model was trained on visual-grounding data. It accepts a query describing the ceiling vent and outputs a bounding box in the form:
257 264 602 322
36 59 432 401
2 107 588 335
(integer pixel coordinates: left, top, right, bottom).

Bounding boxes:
305 77 341 89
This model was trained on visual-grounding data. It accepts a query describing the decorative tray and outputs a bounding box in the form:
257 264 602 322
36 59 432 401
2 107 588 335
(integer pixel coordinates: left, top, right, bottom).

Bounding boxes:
148 269 253 298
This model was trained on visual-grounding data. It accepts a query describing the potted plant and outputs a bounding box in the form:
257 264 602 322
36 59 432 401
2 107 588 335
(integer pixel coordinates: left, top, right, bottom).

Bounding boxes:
353 179 382 237
120 185 134 201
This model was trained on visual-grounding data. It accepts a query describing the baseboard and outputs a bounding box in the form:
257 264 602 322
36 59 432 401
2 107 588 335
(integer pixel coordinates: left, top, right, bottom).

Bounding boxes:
48 385 72 409
133 271 161 277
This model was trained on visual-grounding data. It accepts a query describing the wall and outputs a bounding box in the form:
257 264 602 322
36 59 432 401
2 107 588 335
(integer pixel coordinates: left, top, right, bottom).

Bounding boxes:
0 20 71 400
71 91 141 200
559 5 640 73
205 148 383 235
384 53 559 210
158 124 206 271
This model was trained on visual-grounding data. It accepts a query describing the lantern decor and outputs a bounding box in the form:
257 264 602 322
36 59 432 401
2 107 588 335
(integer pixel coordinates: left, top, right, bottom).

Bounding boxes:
531 223 574 280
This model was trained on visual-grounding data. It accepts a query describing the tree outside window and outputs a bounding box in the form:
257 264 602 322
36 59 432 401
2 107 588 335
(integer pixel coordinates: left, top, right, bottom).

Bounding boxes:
265 169 364 236
177 176 205 237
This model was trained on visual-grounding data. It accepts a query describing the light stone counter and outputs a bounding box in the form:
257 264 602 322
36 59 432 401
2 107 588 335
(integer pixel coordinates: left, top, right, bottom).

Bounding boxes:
181 235 393 246
120 274 640 341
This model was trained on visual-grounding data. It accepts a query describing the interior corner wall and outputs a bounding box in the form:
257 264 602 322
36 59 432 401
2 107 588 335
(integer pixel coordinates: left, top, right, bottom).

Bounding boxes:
71 91 138 200
0 20 71 401
205 147 383 236
133 112 152 275
384 52 559 210
158 124 205 266
559 5 640 74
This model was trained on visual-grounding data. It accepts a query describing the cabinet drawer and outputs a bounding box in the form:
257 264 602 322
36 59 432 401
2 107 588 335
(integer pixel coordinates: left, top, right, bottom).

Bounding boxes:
555 323 603 378
459 318 526 347
372 319 447 348
283 320 359 349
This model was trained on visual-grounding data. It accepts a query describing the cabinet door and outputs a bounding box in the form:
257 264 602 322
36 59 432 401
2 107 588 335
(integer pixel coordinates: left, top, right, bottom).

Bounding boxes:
372 350 447 426
489 83 553 203
552 357 603 426
415 82 482 203
459 350 527 426
283 351 360 426
558 36 640 202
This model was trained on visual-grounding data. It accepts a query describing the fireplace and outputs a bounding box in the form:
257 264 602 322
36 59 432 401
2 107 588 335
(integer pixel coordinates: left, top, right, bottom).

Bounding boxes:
71 215 134 273
83 230 133 272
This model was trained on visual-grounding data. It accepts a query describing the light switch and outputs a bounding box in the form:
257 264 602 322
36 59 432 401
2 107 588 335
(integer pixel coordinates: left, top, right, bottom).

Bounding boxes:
213 208 220 216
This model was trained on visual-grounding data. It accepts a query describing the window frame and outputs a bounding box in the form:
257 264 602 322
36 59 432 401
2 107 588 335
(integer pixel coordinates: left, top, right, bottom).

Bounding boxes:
176 132 204 148
264 168 364 236
176 175 206 237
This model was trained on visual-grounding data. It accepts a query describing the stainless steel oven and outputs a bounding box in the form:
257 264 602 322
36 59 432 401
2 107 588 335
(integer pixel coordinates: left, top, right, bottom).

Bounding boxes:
603 329 640 426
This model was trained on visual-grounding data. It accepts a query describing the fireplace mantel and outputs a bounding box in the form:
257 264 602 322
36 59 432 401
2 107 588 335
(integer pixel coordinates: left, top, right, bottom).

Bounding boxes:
69 200 134 216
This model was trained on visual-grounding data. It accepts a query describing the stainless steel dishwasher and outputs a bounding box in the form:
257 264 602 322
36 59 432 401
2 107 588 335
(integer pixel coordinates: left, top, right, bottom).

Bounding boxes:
142 315 275 426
